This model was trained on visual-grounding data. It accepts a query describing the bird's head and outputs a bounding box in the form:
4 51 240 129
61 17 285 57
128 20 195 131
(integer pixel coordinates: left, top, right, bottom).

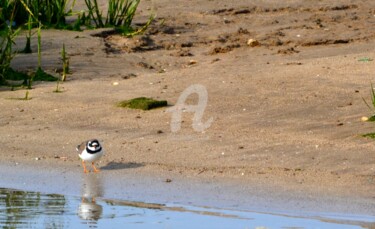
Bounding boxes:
87 139 101 151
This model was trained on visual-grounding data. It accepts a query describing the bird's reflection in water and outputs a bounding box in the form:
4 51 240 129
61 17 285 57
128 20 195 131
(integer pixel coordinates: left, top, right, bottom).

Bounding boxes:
78 174 104 224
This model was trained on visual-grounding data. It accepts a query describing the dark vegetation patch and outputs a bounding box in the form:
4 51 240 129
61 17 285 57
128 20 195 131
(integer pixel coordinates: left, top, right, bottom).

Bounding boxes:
362 132 375 138
117 97 168 110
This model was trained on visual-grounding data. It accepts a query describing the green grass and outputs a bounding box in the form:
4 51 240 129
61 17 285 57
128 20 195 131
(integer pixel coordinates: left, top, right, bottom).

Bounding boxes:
25 24 58 88
2 0 151 32
0 33 20 85
7 90 32 100
117 97 168 110
84 0 140 28
53 80 63 93
33 67 58 81
84 0 154 35
362 83 375 117
0 2 21 85
21 14 33 53
60 43 69 81
18 0 75 28
0 0 151 91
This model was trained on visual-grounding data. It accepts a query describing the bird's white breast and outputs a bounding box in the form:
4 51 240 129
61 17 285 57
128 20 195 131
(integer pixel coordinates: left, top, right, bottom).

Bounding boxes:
79 149 104 162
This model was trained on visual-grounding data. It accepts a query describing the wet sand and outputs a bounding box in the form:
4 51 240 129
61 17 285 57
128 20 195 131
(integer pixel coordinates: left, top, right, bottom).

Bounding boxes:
1 0 375 215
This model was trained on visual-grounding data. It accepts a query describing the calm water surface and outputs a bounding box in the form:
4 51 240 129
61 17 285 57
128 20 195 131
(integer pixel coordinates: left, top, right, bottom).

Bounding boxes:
0 187 374 229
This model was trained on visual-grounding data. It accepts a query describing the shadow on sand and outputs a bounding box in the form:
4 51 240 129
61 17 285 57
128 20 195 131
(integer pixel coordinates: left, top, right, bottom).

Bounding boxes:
100 162 144 171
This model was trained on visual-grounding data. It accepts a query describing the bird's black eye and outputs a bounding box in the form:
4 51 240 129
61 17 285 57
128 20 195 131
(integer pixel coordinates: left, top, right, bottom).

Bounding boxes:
89 141 99 147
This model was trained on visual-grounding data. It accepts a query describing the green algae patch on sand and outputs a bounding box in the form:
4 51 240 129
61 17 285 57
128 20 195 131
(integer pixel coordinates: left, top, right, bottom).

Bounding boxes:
367 115 375 122
362 132 375 138
117 97 168 110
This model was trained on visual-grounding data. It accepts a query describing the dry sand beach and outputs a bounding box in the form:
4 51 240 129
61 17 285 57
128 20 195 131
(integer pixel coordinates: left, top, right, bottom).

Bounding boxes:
1 0 375 214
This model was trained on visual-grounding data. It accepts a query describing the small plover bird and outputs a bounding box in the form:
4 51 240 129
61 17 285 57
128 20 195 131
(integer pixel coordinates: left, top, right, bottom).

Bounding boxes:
77 139 104 173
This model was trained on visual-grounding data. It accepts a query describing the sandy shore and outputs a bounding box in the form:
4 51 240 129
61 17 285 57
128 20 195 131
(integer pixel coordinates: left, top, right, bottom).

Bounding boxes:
1 0 375 211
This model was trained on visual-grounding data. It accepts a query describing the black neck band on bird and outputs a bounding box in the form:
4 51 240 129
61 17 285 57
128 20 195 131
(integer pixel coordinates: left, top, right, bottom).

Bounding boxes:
86 146 101 154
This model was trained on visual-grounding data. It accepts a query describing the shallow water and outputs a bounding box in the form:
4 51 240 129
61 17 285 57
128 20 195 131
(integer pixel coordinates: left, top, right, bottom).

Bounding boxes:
0 187 374 229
